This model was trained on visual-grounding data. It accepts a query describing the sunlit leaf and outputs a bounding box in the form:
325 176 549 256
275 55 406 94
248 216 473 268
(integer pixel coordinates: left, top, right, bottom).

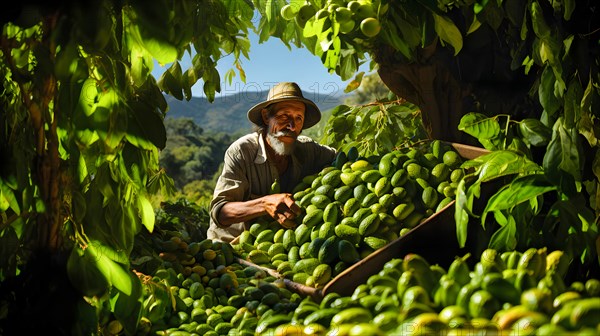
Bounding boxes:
88 242 133 295
458 112 501 139
483 174 556 216
466 150 542 183
0 178 20 215
0 186 9 212
432 13 463 55
493 209 508 226
158 70 182 100
66 246 109 297
89 239 129 265
324 37 341 71
138 194 155 233
466 16 482 35
303 17 318 38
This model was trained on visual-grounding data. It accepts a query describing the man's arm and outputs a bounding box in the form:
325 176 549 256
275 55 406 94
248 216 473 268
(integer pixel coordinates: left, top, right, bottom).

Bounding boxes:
217 193 301 229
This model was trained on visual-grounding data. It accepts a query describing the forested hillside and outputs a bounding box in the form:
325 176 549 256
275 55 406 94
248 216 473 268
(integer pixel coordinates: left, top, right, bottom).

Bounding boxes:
164 90 347 134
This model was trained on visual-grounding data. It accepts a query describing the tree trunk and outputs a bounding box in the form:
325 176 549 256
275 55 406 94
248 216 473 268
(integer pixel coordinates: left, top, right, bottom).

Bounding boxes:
374 24 536 145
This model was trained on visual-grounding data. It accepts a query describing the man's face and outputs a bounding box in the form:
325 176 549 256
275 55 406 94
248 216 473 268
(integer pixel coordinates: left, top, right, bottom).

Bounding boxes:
262 101 305 155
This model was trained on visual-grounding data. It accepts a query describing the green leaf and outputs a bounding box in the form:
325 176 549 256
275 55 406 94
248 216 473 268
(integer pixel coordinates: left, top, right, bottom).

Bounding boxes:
380 20 413 59
303 17 320 38
66 246 110 297
518 118 551 146
167 61 184 100
0 178 20 215
458 113 501 140
129 44 153 87
158 70 182 100
530 1 551 39
88 243 133 296
138 194 155 233
395 15 421 49
563 0 575 20
466 16 482 35
543 117 581 182
89 239 129 265
483 174 556 215
539 66 560 116
324 37 341 71
488 215 517 251
467 150 542 183
547 197 597 261
126 101 167 150
110 275 143 335
455 179 471 248
564 78 583 129
141 36 178 65
478 137 504 151
329 104 352 117
507 137 532 157
432 13 463 55
265 0 273 22
0 185 10 213
579 111 598 148
339 55 358 82
579 80 600 149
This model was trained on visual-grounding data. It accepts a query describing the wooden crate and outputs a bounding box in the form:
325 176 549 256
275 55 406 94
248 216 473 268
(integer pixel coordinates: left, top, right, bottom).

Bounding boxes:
319 201 491 298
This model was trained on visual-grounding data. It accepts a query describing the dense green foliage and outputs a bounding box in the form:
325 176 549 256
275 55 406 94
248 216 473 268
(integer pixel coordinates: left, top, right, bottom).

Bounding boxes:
0 1 253 333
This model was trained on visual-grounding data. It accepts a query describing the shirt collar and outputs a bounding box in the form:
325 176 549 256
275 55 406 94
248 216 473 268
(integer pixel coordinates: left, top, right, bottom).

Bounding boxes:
255 132 268 164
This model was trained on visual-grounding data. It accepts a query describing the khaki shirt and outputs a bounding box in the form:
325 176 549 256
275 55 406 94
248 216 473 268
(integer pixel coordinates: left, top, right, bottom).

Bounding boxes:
208 132 336 242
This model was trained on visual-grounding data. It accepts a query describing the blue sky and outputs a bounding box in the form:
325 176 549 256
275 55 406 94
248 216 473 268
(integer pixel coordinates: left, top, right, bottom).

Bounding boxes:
153 32 372 99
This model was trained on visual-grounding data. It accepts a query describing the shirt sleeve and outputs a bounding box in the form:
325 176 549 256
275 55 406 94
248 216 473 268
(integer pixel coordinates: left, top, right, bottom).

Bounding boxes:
209 146 249 227
298 136 337 176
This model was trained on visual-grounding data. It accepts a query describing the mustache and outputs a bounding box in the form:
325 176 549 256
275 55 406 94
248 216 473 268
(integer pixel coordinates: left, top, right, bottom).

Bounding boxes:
272 130 297 138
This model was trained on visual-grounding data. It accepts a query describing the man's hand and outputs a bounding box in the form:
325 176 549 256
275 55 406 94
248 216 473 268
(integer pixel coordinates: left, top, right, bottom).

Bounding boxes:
263 193 302 228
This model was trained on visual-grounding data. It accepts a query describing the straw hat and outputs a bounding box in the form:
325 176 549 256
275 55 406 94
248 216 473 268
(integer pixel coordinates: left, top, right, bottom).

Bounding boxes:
247 82 321 129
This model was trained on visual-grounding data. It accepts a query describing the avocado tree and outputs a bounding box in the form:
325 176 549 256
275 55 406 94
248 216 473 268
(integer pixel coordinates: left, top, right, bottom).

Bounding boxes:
0 1 253 333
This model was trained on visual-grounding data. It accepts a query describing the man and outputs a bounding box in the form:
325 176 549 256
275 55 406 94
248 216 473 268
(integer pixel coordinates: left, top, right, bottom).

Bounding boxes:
208 82 337 242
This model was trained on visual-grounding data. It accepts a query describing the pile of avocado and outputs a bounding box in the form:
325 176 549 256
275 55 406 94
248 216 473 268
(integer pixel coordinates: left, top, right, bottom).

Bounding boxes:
235 140 465 288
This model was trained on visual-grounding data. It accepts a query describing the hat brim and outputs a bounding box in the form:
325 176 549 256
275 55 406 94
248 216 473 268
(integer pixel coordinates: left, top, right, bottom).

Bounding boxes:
247 96 321 130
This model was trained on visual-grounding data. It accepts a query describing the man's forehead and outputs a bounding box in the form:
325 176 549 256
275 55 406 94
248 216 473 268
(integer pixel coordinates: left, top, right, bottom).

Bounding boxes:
272 100 305 112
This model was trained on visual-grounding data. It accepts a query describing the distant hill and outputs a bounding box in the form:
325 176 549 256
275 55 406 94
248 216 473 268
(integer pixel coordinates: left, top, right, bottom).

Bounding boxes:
163 91 347 135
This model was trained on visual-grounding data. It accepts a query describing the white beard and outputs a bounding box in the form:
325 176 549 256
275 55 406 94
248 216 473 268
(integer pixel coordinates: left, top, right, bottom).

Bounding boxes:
267 131 297 156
